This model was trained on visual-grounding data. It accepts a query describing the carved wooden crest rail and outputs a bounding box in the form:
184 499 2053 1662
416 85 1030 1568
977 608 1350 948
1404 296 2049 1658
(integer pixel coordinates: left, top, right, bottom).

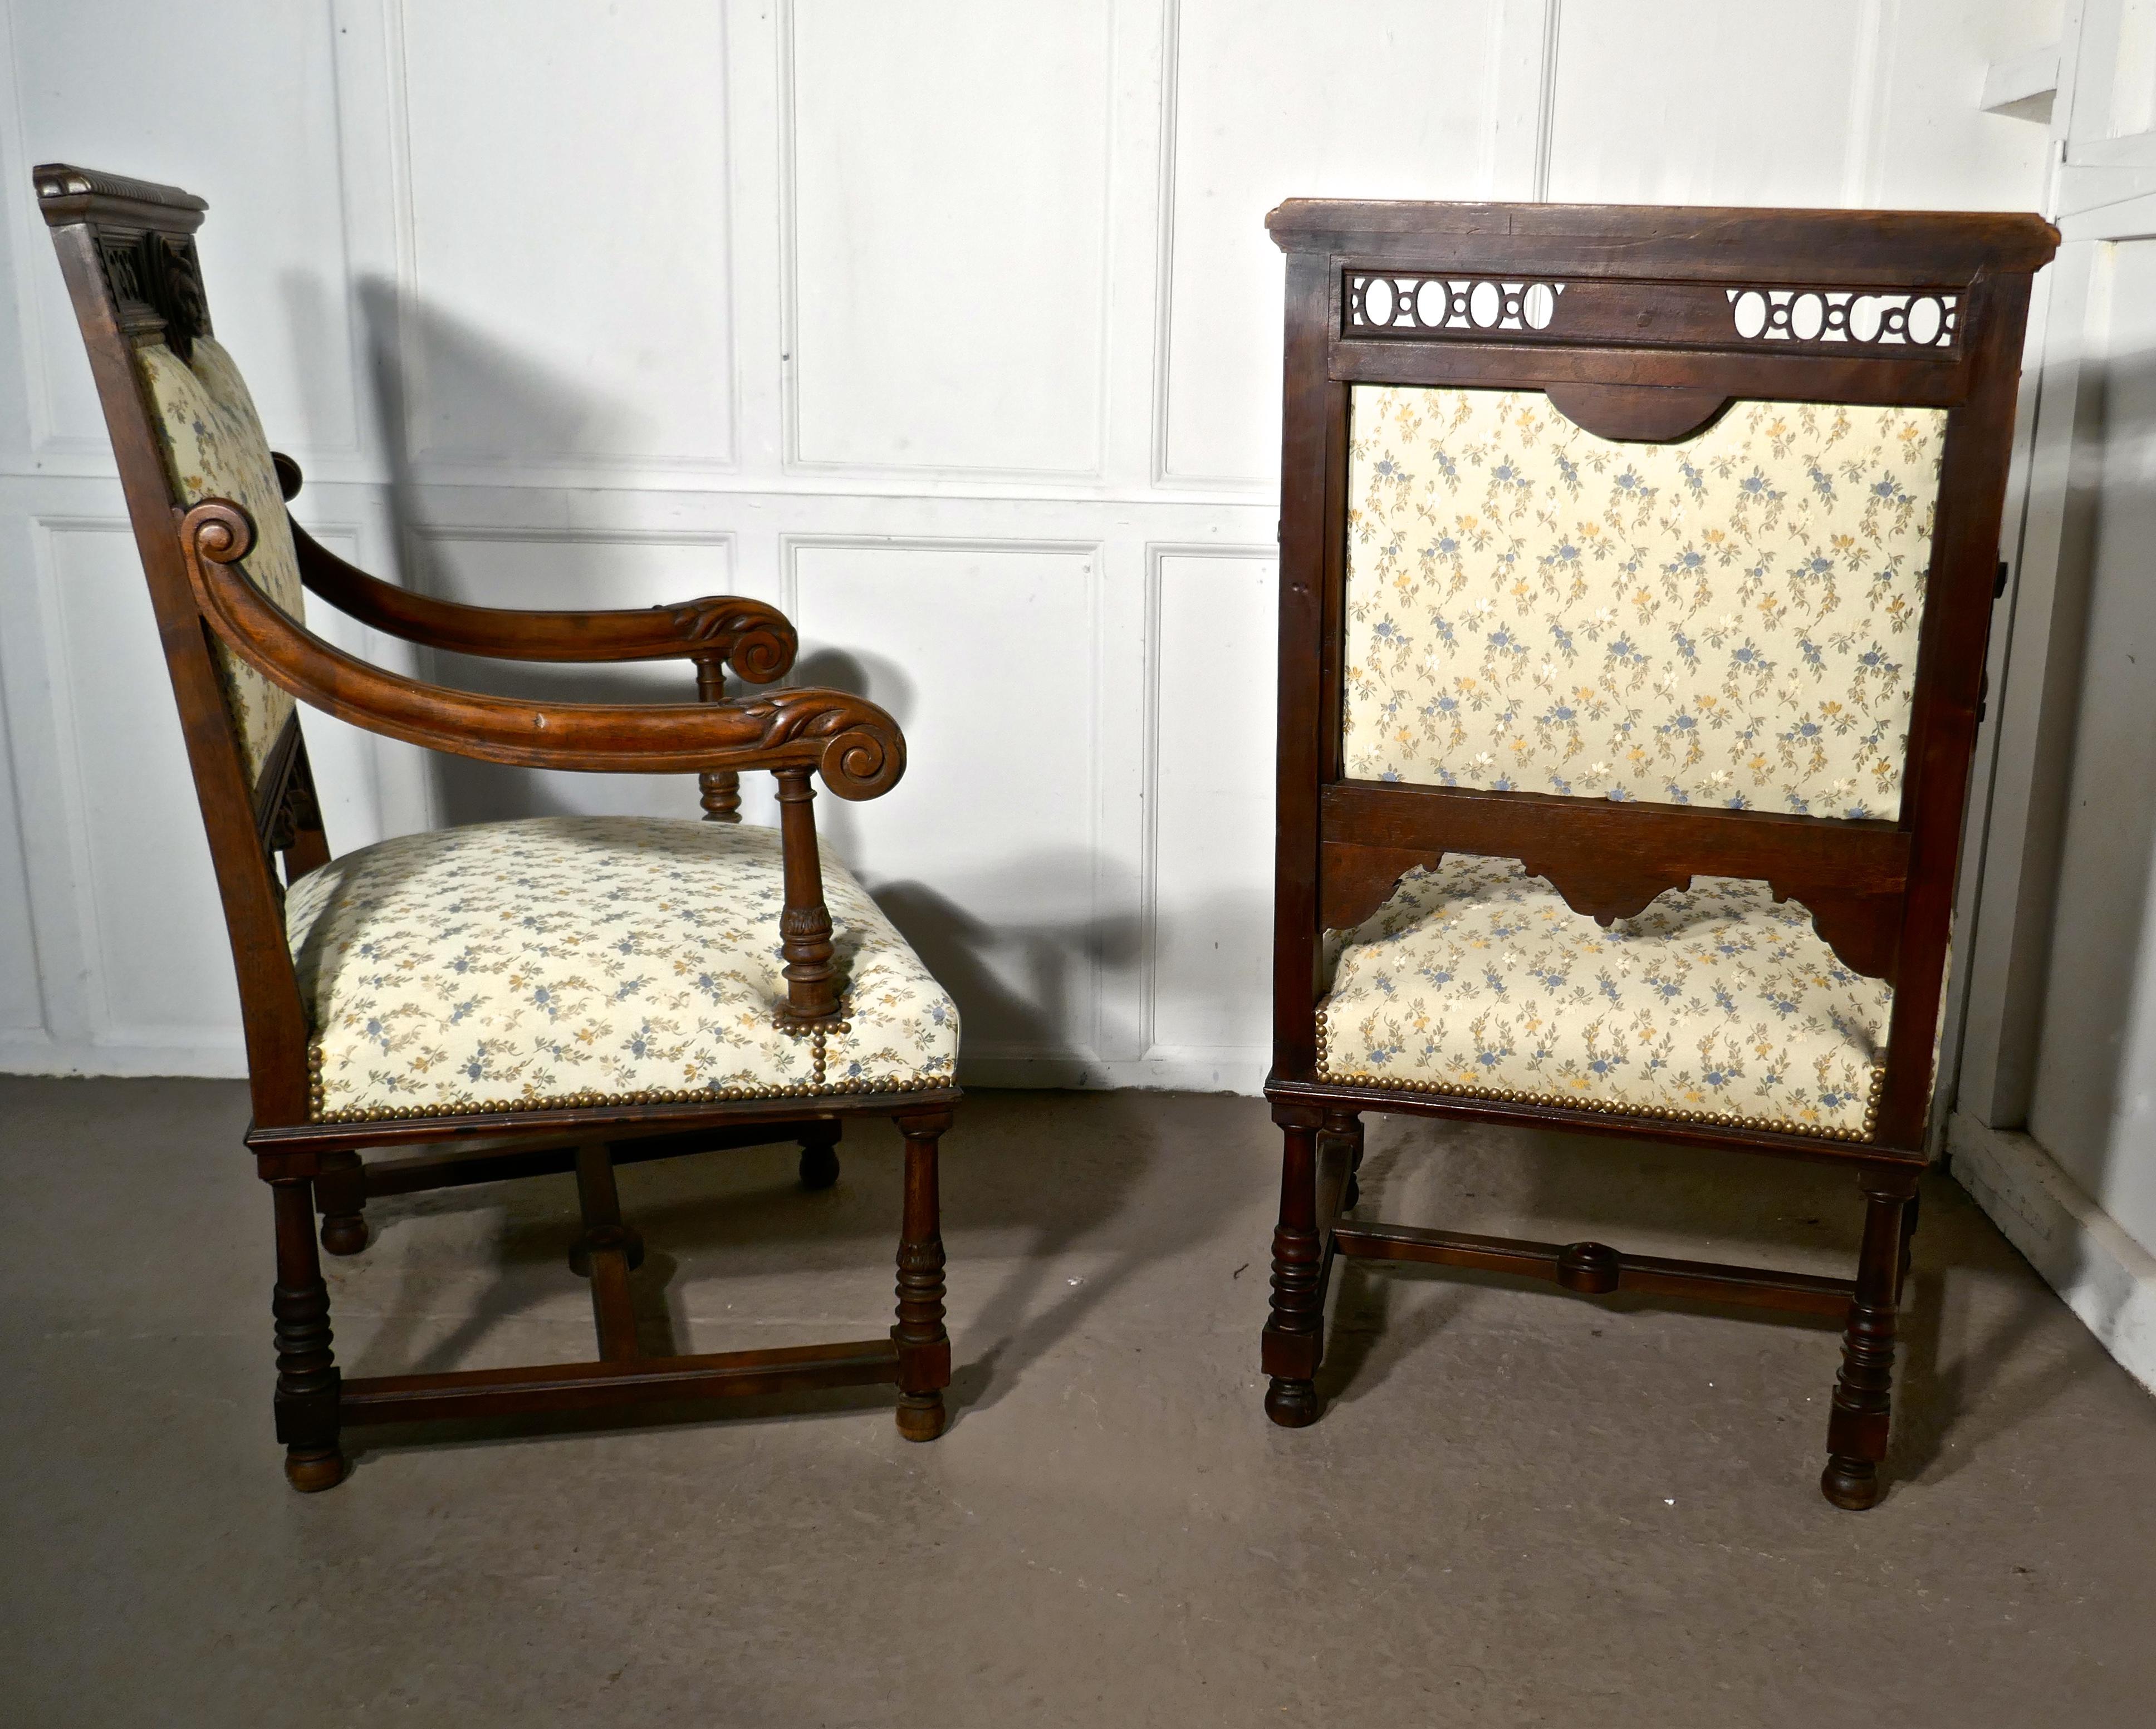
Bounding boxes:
1344 269 1958 356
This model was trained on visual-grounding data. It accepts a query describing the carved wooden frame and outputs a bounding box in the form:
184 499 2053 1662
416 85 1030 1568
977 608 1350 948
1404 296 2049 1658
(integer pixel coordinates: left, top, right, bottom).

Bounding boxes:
35 163 960 1487
1260 199 2057 1508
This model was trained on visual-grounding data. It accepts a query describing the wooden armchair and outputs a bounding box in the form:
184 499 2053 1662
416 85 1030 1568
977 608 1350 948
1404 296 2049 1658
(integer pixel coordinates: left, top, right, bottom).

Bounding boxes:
36 164 960 1490
1261 200 2057 1507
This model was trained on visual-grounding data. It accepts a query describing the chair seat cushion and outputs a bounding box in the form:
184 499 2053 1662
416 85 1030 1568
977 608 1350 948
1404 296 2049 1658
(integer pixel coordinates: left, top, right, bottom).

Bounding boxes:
1318 856 1892 1139
285 816 959 1122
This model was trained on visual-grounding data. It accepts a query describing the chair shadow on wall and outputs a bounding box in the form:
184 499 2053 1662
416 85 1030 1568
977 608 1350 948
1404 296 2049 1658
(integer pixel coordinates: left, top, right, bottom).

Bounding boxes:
327 278 1173 1448
347 277 720 827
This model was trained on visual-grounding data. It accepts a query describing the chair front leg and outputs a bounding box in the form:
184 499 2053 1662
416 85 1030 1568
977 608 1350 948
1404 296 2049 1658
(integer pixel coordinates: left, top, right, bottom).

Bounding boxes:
1821 1167 1920 1510
1263 1102 1328 1427
270 1175 345 1491
893 1108 952 1441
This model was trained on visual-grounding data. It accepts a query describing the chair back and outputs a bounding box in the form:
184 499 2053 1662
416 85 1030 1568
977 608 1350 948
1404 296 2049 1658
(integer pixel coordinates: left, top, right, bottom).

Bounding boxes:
1268 201 2057 1154
36 164 313 1119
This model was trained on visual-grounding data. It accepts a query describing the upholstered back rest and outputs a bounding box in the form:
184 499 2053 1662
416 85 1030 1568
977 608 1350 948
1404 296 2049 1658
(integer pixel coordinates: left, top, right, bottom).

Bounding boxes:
135 336 307 785
1343 388 1946 822
35 164 316 1121
1267 202 2057 1155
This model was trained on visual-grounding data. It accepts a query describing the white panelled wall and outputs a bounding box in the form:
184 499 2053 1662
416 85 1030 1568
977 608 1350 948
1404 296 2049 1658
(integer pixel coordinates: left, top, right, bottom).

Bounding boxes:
0 0 2053 1102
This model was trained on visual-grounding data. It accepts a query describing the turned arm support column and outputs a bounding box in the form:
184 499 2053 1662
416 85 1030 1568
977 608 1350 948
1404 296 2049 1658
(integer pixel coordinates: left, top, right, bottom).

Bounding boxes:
773 766 839 1026
694 652 742 823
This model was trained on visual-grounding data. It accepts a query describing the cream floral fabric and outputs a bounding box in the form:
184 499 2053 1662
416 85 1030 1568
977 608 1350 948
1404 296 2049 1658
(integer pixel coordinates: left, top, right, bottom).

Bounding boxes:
284 817 959 1122
1344 387 1947 821
1319 856 1890 1138
135 337 304 786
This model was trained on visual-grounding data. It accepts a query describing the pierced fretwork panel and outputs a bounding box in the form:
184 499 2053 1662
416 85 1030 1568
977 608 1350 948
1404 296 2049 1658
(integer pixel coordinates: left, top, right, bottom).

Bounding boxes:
1346 274 1565 336
1341 385 1947 821
1340 271 1961 356
1726 288 1957 351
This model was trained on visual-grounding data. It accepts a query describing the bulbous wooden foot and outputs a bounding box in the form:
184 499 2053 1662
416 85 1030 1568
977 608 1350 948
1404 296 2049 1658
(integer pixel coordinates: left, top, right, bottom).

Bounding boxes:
320 1211 369 1256
895 1392 947 1441
1820 1457 1881 1510
799 1139 840 1191
1265 1377 1320 1427
284 1446 346 1492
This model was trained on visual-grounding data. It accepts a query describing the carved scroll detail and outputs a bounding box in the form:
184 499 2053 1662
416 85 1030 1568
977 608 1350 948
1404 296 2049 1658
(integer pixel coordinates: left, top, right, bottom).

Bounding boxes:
663 596 796 685
94 228 212 357
734 690 905 802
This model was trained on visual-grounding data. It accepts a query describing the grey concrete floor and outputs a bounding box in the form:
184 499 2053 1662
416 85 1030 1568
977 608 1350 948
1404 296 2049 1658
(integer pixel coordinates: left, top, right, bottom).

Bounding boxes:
3 1077 2153 1727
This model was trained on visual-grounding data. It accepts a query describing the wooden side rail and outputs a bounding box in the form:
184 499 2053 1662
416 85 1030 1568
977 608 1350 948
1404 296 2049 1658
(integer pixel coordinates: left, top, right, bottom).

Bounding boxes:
346 1120 833 1201
1320 780 1911 979
1331 1219 1857 1319
340 1339 900 1426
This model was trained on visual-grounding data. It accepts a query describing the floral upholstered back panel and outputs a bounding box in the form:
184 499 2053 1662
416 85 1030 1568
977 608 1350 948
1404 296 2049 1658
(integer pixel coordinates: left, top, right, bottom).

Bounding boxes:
135 337 306 788
1342 386 1947 821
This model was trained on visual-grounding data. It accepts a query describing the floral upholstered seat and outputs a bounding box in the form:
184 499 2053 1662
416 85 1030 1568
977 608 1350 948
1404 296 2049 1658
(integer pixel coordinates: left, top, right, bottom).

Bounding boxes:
1318 855 1890 1140
286 816 959 1122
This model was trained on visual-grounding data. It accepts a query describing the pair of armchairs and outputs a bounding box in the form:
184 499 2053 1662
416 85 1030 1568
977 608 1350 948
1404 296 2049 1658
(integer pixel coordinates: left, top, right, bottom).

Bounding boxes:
40 166 2052 1509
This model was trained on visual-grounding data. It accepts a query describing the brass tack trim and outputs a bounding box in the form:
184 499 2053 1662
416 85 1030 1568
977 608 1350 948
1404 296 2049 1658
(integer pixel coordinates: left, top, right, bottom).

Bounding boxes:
1312 1012 1883 1143
305 1033 948 1124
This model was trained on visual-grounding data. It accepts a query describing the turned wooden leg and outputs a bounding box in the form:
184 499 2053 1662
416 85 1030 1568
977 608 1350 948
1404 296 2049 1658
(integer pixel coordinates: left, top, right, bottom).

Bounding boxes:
693 653 743 823
798 1120 841 1191
270 1176 345 1492
1325 1108 1365 1213
893 1109 952 1441
1262 1104 1327 1427
314 1150 369 1256
1821 1169 1920 1510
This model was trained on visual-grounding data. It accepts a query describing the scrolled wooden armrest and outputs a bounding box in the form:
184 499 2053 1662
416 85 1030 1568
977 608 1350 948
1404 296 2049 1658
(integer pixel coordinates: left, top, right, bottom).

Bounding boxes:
271 453 793 683
179 499 901 800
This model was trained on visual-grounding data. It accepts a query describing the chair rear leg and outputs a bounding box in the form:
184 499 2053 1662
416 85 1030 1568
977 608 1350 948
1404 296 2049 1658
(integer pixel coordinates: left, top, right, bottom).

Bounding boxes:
1263 1104 1326 1427
1821 1169 1919 1510
314 1150 369 1256
1896 1186 1922 1304
799 1120 841 1191
893 1109 951 1441
270 1176 345 1491
1327 1109 1365 1212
